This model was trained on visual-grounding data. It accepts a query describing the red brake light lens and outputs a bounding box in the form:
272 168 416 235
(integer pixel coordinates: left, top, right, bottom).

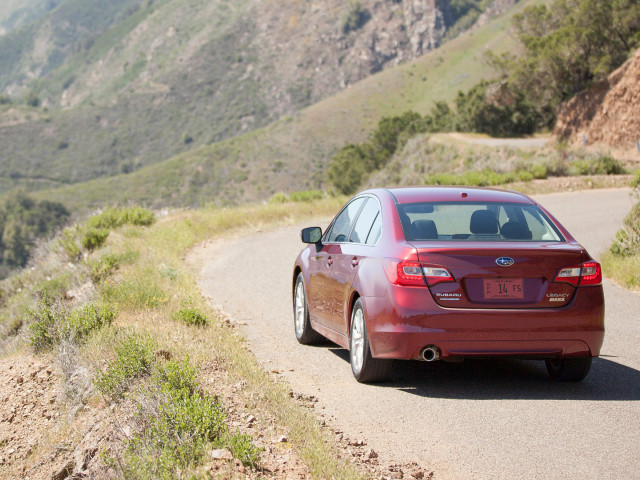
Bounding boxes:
555 261 602 286
383 259 454 287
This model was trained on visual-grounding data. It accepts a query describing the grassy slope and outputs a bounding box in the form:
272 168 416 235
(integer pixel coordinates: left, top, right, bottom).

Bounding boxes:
1 198 360 478
34 0 535 212
0 0 58 31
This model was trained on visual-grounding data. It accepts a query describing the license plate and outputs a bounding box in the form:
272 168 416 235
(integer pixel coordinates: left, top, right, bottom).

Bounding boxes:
483 278 524 299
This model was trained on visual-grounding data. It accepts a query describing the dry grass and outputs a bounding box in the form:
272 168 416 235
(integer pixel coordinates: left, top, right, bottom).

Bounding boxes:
601 251 640 291
94 197 360 478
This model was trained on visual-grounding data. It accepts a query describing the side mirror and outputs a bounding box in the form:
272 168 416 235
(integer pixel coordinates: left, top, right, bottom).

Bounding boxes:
301 226 322 244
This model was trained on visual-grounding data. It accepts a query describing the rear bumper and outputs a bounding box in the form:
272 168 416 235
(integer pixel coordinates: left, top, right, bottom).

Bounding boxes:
365 284 605 360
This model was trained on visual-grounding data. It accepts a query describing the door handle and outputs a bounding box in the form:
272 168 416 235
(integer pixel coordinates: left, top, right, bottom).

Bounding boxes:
351 258 359 267
327 257 334 266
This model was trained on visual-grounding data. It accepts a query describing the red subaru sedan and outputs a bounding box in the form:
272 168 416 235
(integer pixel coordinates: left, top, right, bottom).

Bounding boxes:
292 187 604 383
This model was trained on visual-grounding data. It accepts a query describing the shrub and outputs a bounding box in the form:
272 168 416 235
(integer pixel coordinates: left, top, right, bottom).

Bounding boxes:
268 192 288 204
23 90 40 107
94 333 156 400
87 207 155 230
27 298 62 352
27 300 115 350
610 202 640 257
343 1 371 33
529 164 548 179
101 277 166 309
570 155 626 176
289 190 325 203
116 357 260 479
63 303 117 342
227 431 263 469
173 308 208 327
81 228 110 251
90 252 138 283
60 227 83 260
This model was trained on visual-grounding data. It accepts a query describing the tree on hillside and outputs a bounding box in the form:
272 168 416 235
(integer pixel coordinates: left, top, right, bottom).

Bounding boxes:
506 0 640 126
326 112 427 195
0 190 70 272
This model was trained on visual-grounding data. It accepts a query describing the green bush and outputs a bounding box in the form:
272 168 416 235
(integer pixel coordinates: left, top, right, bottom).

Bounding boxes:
529 164 548 179
94 333 156 400
60 227 83 260
101 277 166 309
343 1 370 33
268 192 288 204
173 308 208 327
87 207 155 230
570 155 626 176
27 300 115 351
63 303 117 342
23 90 40 107
117 357 262 479
227 431 263 469
90 251 139 283
289 190 325 202
81 228 110 251
27 298 61 352
326 111 426 194
610 202 640 257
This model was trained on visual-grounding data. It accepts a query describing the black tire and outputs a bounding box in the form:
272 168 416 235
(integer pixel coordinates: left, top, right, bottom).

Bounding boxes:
545 357 593 382
293 273 324 345
349 298 393 383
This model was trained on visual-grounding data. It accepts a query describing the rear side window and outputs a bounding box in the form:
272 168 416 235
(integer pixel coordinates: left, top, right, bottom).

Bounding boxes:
325 197 366 243
349 198 381 245
398 201 564 242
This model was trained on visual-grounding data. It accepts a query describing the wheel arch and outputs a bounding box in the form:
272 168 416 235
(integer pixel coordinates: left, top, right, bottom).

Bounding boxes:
292 266 303 299
346 290 362 341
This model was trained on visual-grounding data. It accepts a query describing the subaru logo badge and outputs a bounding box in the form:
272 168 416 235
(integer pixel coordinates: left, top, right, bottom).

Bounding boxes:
496 257 514 267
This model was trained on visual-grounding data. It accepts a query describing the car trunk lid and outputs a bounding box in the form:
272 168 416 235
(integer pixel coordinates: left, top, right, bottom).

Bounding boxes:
414 242 585 309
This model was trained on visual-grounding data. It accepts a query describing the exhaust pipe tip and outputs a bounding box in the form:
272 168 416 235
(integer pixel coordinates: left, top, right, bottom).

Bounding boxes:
421 345 441 362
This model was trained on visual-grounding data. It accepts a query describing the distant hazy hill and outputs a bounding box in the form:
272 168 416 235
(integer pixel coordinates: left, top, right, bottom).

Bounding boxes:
0 0 521 199
32 0 532 211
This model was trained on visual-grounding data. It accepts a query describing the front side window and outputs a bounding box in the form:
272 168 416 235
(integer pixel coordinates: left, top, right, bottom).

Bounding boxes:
397 202 564 242
325 197 366 243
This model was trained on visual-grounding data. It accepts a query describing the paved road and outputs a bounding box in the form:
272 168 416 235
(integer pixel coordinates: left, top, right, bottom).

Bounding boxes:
191 189 640 480
446 133 551 148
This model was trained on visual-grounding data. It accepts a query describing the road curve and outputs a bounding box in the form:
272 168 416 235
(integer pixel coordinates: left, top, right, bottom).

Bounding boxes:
190 188 640 480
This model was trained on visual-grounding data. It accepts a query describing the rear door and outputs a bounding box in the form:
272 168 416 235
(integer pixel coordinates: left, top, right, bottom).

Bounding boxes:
328 197 382 336
306 197 366 329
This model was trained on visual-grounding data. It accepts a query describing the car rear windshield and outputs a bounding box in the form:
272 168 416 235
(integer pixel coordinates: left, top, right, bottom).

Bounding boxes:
397 201 565 242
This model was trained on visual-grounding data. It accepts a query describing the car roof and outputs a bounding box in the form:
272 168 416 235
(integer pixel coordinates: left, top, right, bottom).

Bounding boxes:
365 186 535 205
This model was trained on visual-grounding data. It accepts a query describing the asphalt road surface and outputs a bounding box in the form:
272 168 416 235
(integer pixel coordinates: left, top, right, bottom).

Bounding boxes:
191 188 640 480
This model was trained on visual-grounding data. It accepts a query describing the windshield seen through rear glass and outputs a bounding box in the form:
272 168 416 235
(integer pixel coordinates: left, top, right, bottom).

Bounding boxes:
397 202 564 242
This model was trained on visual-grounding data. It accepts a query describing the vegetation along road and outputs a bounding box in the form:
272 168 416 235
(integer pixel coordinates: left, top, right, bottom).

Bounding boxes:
190 188 640 480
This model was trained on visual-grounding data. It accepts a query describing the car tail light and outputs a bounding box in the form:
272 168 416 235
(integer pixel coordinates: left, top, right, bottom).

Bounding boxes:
384 259 454 287
555 261 602 286
422 265 455 286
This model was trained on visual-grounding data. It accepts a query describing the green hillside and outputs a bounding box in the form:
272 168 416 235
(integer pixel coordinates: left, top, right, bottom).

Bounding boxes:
0 0 61 33
33 1 534 211
0 0 509 201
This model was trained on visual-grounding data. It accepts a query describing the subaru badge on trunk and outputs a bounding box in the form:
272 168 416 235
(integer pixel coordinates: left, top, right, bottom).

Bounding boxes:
496 257 514 266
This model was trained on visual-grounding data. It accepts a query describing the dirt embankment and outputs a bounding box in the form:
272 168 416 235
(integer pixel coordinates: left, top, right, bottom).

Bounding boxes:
555 48 640 156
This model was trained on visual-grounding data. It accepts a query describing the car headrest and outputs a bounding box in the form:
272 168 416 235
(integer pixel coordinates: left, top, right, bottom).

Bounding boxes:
470 210 498 234
500 221 532 240
412 219 438 240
